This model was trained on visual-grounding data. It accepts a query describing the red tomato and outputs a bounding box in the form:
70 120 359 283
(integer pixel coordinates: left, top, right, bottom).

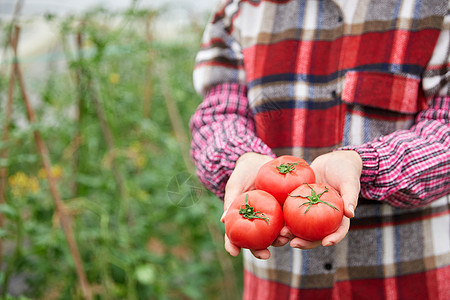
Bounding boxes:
224 190 284 250
283 183 344 242
255 155 315 205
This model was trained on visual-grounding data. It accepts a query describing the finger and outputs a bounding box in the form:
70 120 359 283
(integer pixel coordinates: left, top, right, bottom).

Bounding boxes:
339 182 360 218
222 189 240 223
225 234 271 259
279 226 295 240
220 210 227 223
290 238 321 250
271 226 294 247
272 235 290 247
322 217 350 247
224 234 241 256
250 248 271 260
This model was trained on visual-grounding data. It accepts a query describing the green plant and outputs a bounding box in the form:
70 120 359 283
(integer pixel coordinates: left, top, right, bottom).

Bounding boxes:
0 5 242 300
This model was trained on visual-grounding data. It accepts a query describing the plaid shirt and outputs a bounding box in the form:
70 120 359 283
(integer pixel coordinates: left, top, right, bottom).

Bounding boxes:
190 0 450 299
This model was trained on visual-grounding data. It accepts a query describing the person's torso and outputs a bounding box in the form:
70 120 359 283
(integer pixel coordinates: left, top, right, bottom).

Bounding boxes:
228 0 447 161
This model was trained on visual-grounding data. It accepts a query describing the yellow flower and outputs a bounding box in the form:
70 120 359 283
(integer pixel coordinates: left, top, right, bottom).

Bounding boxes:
109 72 120 84
38 165 63 180
134 155 147 169
9 172 27 186
28 177 40 194
8 171 40 197
129 141 143 153
135 189 149 202
127 142 147 169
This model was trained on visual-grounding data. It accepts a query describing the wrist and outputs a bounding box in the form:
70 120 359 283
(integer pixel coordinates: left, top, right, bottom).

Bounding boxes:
338 146 379 184
236 152 274 166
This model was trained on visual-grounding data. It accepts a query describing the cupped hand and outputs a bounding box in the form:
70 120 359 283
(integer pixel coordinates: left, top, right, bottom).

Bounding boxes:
222 152 287 259
222 150 362 255
289 150 363 249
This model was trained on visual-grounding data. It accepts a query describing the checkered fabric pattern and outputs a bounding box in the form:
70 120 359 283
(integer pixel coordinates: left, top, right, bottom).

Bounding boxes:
190 0 450 299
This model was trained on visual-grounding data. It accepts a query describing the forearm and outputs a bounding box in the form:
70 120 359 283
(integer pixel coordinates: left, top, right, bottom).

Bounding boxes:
344 96 450 207
189 83 274 199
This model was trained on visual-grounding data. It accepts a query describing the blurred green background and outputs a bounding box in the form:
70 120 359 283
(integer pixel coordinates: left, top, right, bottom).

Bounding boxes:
0 1 243 299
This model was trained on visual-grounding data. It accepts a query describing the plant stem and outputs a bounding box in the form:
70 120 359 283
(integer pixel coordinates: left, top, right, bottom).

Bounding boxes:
276 161 299 174
157 63 195 172
75 31 128 202
74 29 137 299
1 203 24 299
0 0 23 278
290 184 339 214
0 35 16 273
239 194 270 224
143 12 157 119
71 30 86 197
204 220 241 300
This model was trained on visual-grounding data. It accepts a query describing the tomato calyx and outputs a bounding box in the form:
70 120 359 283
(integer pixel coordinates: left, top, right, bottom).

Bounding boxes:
289 184 340 214
276 161 300 174
239 194 270 224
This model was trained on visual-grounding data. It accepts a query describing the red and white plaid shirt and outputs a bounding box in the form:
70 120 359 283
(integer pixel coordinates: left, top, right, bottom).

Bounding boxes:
190 0 450 299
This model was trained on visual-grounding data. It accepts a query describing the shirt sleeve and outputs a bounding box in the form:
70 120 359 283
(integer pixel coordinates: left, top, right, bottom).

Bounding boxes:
190 1 274 199
193 0 247 96
347 97 449 207
189 83 274 199
343 11 450 207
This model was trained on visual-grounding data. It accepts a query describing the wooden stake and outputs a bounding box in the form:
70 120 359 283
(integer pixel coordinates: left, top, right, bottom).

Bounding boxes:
10 25 92 300
0 32 17 273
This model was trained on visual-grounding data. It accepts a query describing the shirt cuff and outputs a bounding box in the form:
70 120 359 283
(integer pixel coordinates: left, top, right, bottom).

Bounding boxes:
339 145 380 184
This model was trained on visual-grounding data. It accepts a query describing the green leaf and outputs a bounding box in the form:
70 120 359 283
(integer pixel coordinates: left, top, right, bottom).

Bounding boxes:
135 264 157 285
0 228 9 238
0 203 17 218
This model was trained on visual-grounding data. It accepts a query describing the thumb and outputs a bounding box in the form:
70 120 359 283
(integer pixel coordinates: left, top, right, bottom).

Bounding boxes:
221 187 241 223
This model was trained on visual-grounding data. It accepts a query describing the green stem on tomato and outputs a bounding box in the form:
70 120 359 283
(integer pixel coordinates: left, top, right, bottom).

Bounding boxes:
289 183 339 214
276 161 300 174
239 194 270 224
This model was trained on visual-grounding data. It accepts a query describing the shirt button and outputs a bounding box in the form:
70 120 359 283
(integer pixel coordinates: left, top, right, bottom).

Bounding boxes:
331 90 337 99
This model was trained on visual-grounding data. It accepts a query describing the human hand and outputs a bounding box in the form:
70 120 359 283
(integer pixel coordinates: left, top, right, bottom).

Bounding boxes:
221 152 291 259
289 150 363 249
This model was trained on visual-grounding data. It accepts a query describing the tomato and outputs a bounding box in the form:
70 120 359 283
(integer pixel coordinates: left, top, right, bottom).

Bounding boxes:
224 190 284 250
255 155 315 205
283 183 344 242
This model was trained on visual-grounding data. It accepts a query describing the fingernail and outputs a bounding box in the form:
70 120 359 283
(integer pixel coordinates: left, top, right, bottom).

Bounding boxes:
323 241 335 247
348 204 355 217
290 242 300 248
220 210 227 223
